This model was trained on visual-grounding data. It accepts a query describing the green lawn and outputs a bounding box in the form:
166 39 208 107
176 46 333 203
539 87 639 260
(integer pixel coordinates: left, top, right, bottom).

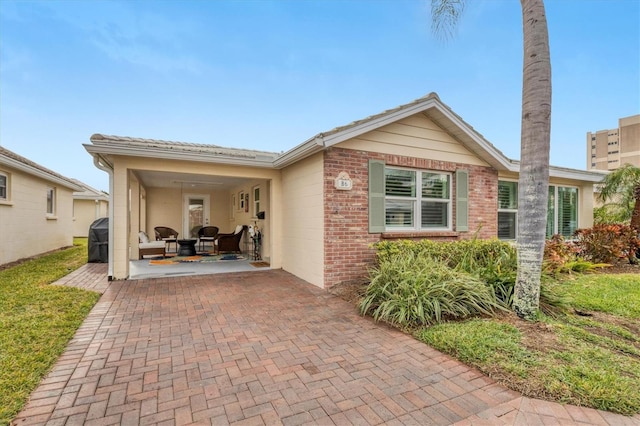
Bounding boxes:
0 238 100 425
416 273 640 416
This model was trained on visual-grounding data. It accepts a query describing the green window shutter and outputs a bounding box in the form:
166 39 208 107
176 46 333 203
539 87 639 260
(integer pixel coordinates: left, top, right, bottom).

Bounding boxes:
369 159 386 233
456 169 469 232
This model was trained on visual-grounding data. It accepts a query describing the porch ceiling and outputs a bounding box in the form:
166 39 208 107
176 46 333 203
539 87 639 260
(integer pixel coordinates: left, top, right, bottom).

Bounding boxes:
136 170 250 190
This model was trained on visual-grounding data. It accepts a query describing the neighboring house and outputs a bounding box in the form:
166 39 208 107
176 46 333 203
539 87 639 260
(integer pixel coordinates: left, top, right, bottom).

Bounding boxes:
83 93 606 287
0 146 82 266
71 179 109 237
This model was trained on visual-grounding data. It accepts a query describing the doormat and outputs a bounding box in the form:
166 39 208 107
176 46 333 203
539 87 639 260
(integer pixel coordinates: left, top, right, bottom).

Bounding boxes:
250 261 270 268
150 254 246 265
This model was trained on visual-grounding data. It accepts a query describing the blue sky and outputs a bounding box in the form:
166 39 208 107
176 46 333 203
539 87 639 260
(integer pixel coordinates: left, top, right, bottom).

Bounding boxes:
1 0 638 193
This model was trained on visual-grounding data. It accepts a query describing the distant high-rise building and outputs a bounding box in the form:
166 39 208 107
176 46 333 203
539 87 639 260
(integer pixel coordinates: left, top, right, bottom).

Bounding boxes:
587 114 640 171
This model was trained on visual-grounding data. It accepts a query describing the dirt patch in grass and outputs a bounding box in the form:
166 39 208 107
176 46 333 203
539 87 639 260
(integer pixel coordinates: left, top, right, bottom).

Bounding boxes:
501 312 565 353
588 311 640 338
598 261 640 274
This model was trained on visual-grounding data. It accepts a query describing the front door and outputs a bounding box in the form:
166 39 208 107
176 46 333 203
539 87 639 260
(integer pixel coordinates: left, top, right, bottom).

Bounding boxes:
182 194 210 238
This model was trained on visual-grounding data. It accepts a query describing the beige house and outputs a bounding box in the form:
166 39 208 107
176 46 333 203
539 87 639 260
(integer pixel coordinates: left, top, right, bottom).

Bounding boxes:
71 179 109 237
84 93 606 288
0 147 82 266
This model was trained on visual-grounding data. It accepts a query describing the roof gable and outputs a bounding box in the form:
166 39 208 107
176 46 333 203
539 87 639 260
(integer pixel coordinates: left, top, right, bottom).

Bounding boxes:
274 93 514 171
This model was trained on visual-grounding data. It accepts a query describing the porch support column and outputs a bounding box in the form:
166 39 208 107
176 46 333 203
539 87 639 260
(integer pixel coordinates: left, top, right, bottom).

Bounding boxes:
111 163 130 279
269 174 283 269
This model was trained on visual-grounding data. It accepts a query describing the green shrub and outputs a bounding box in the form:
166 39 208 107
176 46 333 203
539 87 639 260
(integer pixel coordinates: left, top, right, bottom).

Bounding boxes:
374 239 518 306
359 251 503 326
574 224 640 264
371 239 584 315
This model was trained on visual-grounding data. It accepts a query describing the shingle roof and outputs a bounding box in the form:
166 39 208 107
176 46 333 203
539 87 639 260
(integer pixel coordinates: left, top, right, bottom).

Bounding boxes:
89 134 280 160
71 178 109 200
0 146 82 190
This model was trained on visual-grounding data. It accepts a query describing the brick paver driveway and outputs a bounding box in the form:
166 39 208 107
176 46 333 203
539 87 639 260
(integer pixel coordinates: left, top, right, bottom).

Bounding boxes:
13 267 639 425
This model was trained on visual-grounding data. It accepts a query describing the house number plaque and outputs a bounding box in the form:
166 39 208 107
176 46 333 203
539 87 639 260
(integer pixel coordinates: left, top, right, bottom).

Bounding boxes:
334 171 353 190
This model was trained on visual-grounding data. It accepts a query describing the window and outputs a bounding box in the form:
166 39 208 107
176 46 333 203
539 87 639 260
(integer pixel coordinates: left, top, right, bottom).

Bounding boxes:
46 187 56 215
497 181 518 239
553 186 578 237
0 173 7 200
253 186 260 217
384 168 451 230
497 182 579 239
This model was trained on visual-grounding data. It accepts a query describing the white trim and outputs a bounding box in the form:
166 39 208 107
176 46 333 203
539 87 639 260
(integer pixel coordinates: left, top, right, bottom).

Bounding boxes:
0 171 8 201
0 156 81 191
384 166 453 232
46 186 56 215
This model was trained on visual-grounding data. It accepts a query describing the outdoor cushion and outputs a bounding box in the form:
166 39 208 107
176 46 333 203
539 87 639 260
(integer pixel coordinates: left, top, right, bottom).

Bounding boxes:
139 231 150 244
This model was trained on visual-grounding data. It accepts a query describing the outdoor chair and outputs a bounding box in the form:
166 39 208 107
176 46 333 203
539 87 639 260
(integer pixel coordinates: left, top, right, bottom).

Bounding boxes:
154 226 179 252
214 225 247 254
197 226 219 252
138 231 166 259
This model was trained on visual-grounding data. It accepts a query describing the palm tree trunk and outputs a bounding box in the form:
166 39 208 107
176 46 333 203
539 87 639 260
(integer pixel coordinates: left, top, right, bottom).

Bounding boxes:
513 0 552 320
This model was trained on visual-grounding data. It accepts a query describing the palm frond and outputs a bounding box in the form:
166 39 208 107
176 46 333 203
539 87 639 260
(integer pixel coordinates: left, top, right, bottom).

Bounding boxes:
431 0 466 41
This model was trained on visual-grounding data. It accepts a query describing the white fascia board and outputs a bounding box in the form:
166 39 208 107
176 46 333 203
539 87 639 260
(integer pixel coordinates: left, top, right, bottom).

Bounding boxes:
548 166 607 182
509 160 608 182
321 99 441 147
0 156 82 191
273 136 325 169
84 144 276 169
430 105 516 172
319 99 515 172
74 194 109 201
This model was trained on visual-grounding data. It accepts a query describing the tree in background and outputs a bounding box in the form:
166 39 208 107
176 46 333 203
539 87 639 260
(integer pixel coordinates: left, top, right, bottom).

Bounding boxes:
431 0 552 320
597 164 640 230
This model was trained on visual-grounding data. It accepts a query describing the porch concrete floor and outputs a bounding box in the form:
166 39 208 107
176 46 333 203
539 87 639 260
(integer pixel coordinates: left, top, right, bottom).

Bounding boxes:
130 255 261 280
12 264 640 425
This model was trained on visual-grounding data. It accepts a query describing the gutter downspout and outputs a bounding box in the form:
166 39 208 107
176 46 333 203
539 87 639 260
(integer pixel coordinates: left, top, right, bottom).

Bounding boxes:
93 154 114 281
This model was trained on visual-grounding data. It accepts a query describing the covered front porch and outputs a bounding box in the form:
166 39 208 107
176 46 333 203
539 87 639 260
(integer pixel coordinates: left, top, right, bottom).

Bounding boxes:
84 134 283 281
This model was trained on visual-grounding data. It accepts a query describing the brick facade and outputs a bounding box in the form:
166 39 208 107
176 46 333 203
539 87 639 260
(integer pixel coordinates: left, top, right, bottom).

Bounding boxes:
323 147 498 289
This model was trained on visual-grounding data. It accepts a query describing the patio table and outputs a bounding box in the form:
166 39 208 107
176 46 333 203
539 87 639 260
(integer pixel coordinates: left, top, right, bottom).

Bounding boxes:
177 239 197 256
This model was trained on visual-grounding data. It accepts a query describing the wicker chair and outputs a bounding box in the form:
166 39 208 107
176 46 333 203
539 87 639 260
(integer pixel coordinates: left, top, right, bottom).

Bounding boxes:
214 225 247 254
197 226 219 252
154 226 179 252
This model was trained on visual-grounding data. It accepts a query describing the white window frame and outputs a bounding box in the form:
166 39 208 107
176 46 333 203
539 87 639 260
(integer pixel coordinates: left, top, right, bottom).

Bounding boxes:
252 185 261 218
384 167 452 231
497 181 579 240
548 185 579 238
0 172 8 201
497 180 518 240
46 187 56 215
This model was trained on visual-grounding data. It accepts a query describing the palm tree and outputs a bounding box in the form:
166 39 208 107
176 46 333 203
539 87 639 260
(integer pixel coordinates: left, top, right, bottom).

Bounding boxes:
598 164 640 230
431 0 552 320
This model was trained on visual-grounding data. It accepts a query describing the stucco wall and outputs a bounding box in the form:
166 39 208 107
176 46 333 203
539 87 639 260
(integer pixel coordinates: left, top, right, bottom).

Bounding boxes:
0 166 75 265
281 152 325 288
73 199 108 237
